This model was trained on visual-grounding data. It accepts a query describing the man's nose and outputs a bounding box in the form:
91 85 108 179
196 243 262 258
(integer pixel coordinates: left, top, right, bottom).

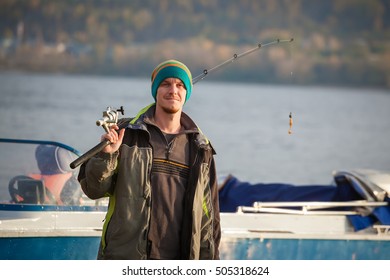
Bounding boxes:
168 84 179 94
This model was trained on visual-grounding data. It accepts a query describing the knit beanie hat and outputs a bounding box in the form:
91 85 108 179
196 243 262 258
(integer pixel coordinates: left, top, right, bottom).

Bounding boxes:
151 60 193 103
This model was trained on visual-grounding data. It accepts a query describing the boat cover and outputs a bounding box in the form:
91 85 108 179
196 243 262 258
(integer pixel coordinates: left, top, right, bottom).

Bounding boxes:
218 173 390 231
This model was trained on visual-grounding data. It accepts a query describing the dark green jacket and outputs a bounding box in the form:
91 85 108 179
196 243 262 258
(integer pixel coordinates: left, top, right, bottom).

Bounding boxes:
79 104 221 259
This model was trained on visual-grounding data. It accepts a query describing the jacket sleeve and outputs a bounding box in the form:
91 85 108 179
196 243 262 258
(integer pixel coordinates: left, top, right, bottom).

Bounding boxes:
78 151 119 199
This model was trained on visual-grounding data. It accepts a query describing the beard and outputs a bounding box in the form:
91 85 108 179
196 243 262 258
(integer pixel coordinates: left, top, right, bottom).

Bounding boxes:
161 104 181 114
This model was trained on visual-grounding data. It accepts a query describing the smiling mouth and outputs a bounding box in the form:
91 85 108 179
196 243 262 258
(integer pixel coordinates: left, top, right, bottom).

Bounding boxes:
165 97 180 101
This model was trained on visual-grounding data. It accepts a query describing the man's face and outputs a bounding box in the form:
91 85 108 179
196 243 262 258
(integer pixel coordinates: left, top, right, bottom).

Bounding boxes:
156 78 187 114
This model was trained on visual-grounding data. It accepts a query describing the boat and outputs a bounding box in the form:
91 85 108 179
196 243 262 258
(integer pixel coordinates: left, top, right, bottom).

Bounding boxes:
218 171 390 260
0 138 106 260
1 138 389 260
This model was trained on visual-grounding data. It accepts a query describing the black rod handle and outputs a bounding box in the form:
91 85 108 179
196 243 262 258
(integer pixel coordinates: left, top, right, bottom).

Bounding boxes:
70 139 111 169
70 119 129 169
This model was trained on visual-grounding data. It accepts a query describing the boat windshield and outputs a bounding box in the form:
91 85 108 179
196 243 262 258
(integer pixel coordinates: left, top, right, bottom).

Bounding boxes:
0 139 107 207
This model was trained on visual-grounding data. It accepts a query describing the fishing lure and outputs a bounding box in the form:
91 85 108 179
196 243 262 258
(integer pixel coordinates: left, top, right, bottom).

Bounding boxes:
288 112 293 134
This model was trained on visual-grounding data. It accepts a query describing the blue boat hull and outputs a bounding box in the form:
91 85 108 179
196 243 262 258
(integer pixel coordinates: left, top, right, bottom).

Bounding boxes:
1 235 390 260
220 238 390 260
0 236 100 260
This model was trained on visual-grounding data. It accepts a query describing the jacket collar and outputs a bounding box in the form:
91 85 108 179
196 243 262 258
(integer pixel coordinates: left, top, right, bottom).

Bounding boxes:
127 103 213 150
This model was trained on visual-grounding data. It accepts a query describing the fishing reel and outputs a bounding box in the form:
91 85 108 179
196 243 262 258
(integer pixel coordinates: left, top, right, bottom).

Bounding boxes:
70 106 125 169
96 106 124 133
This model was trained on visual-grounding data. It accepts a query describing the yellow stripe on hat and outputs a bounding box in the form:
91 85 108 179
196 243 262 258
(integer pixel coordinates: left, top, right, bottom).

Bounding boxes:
151 60 192 82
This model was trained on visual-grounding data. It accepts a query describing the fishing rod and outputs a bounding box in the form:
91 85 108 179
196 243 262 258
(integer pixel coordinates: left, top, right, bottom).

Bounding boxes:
192 38 294 84
70 38 294 169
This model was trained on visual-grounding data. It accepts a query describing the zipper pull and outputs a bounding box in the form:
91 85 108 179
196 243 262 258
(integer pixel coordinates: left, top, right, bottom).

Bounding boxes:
165 138 175 160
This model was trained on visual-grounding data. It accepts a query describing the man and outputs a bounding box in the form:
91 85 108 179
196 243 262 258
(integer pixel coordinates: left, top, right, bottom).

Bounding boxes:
78 60 221 260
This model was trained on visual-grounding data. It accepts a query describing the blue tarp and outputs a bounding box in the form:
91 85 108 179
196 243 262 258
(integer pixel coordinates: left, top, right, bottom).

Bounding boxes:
218 174 390 231
218 176 337 212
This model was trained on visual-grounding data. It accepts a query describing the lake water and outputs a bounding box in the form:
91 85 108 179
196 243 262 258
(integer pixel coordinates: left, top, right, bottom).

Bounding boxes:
1 72 389 185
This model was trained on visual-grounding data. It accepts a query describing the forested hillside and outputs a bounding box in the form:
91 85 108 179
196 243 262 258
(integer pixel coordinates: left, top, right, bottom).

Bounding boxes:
1 0 390 88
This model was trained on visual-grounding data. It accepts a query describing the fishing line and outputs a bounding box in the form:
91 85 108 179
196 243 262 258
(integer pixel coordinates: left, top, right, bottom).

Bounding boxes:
192 38 294 84
287 39 295 135
192 37 295 135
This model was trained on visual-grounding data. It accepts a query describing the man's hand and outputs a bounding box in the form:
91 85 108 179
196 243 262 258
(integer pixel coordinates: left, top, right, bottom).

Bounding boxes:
101 124 125 154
